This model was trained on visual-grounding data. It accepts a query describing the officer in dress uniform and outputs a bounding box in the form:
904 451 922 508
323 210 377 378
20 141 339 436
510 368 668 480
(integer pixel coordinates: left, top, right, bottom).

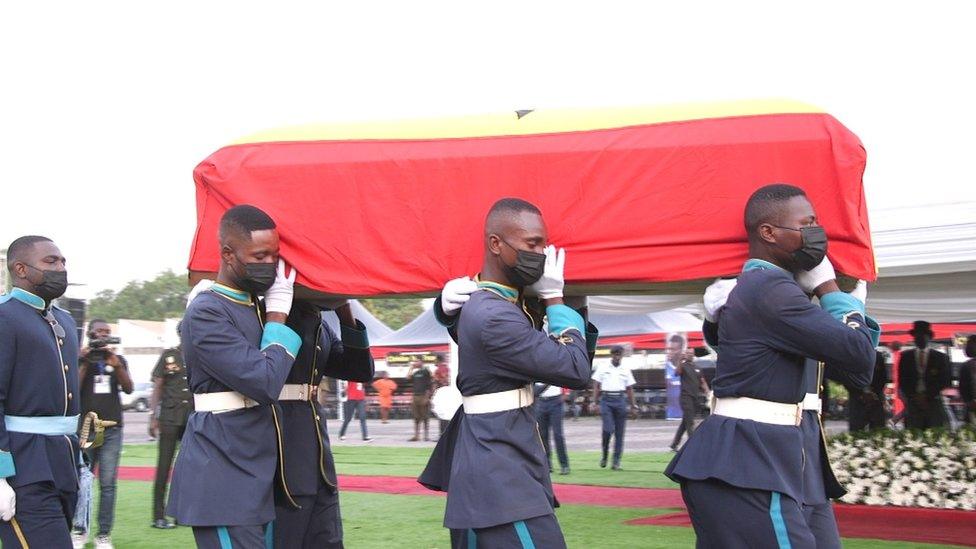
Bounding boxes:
167 205 302 548
419 198 598 549
273 298 374 548
0 235 81 548
148 342 193 529
666 185 880 548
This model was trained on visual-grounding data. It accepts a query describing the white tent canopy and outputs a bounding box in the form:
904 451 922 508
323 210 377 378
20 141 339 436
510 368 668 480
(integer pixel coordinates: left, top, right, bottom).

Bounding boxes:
322 300 394 341
589 201 976 323
373 306 704 348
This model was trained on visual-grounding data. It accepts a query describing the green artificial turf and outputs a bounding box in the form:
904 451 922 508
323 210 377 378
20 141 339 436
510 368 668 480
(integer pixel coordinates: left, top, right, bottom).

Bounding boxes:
79 480 967 548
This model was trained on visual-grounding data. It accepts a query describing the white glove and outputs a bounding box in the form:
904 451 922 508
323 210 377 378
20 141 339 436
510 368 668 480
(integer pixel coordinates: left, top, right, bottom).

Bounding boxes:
528 246 566 300
0 478 15 521
440 276 479 316
849 280 867 304
703 278 737 323
795 256 836 294
263 260 297 315
187 278 214 305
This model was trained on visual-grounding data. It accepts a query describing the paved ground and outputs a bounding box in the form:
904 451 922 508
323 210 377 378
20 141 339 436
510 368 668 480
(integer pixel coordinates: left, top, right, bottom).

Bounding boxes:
122 411 849 451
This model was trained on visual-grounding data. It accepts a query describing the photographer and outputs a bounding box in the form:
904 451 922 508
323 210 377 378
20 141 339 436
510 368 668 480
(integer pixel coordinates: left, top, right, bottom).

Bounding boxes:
72 319 132 549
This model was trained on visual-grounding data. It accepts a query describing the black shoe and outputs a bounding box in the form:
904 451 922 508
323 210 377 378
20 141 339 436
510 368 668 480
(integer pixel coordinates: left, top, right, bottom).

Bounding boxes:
549 465 554 473
669 444 678 452
152 519 175 529
560 466 570 475
599 456 607 468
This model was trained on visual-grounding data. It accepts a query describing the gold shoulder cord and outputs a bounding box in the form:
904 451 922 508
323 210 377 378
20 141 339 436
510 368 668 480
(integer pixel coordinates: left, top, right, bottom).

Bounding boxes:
10 517 29 547
309 324 336 489
256 304 301 508
79 411 117 450
816 362 834 470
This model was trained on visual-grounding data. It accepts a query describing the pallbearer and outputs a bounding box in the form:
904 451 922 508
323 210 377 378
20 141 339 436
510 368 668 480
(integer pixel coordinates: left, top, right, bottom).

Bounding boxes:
666 185 880 548
0 236 81 548
273 298 373 548
420 198 596 549
167 205 300 548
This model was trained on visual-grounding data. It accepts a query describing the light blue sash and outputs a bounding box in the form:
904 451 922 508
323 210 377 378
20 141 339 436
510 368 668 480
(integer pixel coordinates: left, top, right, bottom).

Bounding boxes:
5 415 79 436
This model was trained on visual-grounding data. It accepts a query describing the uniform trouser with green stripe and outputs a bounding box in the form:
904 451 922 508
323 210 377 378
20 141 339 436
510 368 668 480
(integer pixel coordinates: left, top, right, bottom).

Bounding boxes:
192 523 273 549
681 478 817 549
449 513 566 549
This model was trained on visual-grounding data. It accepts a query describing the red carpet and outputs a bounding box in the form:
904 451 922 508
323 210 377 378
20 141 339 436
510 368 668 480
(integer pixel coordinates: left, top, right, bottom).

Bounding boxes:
121 467 974 545
626 505 976 547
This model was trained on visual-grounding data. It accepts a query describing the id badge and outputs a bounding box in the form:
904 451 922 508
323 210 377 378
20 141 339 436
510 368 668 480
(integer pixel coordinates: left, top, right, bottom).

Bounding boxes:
94 375 111 394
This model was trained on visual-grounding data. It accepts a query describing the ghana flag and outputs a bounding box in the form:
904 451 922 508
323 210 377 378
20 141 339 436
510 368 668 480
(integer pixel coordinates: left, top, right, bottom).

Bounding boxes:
188 99 873 298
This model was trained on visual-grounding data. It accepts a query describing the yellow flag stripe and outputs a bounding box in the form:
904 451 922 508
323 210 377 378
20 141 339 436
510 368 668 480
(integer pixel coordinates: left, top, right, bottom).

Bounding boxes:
232 98 822 145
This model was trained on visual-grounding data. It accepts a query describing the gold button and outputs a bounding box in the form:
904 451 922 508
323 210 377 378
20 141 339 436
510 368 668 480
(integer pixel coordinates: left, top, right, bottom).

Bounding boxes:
67 392 73 400
316 346 322 352
63 365 69 372
58 339 64 346
314 415 321 421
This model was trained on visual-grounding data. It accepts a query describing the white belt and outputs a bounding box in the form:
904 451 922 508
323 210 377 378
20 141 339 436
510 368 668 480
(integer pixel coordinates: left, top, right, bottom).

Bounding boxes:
801 392 822 412
712 396 802 426
279 384 317 402
462 385 534 415
193 391 261 413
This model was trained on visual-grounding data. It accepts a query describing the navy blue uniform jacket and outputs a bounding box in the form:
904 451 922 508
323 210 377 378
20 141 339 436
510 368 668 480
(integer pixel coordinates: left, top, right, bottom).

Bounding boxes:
666 263 879 504
277 302 373 501
0 289 81 493
420 288 593 529
167 287 299 526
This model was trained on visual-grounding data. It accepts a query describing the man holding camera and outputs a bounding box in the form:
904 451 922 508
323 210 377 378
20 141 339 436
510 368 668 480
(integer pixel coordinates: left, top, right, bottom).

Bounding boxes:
73 319 132 549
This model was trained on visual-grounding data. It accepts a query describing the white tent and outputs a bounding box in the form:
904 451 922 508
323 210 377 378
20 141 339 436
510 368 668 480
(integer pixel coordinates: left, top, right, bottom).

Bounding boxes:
322 300 394 341
373 306 703 348
590 201 976 323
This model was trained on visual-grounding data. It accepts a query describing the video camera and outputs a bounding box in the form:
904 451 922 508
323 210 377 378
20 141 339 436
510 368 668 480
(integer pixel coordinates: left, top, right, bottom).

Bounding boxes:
89 336 121 349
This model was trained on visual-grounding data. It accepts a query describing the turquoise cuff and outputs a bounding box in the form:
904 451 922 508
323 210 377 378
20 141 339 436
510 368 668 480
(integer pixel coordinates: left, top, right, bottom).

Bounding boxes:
820 292 881 347
820 291 864 320
585 322 600 354
341 320 370 349
261 322 302 357
0 451 15 478
547 304 585 337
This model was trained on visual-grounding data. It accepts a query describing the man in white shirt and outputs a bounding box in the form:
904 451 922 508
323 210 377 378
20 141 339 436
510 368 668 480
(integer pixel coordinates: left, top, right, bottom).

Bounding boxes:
534 384 570 474
591 346 637 470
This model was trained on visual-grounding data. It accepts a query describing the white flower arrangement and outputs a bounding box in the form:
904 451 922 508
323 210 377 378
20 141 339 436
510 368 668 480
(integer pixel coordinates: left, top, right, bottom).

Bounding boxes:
827 427 976 510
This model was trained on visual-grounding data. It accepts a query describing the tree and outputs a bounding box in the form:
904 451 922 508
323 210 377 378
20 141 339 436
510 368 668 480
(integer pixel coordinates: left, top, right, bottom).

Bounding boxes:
88 270 189 322
360 298 423 330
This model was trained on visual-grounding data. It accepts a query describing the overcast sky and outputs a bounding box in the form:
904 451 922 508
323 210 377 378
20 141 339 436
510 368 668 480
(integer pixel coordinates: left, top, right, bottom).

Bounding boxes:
2 1 974 297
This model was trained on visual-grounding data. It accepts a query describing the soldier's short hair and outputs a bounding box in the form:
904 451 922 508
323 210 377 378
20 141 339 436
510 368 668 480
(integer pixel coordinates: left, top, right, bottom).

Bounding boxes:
744 184 807 234
6 235 53 272
484 197 542 231
219 205 277 244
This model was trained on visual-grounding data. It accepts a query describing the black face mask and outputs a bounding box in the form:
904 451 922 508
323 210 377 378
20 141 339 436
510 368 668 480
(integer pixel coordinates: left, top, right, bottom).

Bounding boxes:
26 265 68 301
230 254 276 294
499 238 546 287
774 225 828 271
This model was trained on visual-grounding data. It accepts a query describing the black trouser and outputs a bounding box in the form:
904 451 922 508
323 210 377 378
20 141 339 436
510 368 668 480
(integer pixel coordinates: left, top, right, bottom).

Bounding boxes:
905 397 948 429
671 395 698 449
0 481 76 549
274 484 343 548
153 422 186 521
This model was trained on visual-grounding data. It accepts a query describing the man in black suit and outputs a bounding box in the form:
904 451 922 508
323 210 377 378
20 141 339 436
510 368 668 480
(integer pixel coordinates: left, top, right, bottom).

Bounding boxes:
898 321 952 429
959 335 975 425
